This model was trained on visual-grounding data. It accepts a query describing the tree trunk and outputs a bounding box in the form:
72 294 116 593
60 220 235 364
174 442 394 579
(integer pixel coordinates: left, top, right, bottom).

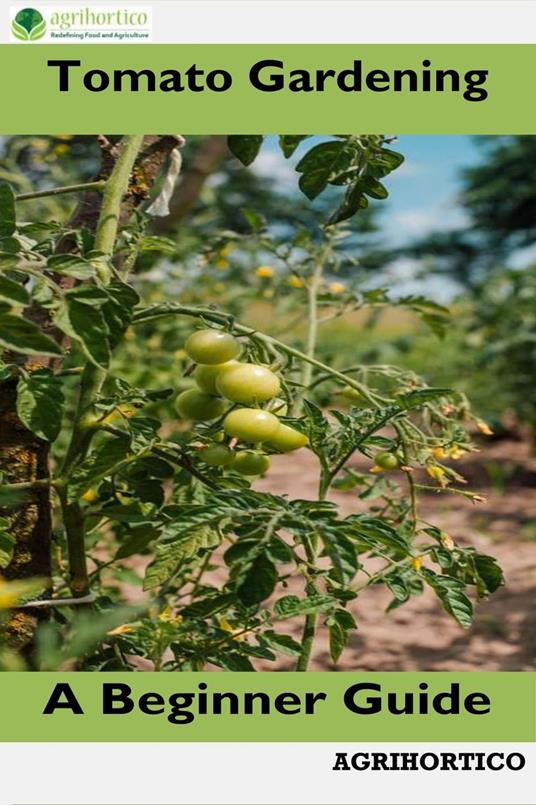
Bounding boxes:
0 134 181 654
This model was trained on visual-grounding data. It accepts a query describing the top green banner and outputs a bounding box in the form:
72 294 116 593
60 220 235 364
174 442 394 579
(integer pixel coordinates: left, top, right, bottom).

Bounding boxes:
0 44 534 134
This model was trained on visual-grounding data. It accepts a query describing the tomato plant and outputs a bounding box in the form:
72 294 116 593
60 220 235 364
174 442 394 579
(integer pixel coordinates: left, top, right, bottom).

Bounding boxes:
0 134 504 671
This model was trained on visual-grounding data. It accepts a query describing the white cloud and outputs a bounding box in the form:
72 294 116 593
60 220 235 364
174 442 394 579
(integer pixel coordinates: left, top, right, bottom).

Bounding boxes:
250 149 297 188
391 204 469 237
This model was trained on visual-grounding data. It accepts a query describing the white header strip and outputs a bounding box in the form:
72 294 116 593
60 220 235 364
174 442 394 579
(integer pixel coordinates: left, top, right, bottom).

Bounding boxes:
2 1 536 44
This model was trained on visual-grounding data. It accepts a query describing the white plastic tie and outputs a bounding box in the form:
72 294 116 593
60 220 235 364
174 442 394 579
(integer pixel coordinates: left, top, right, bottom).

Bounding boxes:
146 145 183 217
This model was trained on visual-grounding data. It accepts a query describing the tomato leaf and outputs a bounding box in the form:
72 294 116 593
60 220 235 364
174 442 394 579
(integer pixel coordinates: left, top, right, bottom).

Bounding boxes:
0 277 29 306
422 569 473 628
0 314 61 357
228 135 264 166
16 369 65 442
237 553 277 606
0 182 16 238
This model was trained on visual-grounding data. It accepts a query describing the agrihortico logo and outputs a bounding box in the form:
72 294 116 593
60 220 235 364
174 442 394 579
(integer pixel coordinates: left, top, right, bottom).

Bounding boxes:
11 7 46 40
9 4 152 42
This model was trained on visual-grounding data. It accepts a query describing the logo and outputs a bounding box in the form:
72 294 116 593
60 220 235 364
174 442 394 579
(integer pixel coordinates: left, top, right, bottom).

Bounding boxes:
11 7 46 40
10 5 152 42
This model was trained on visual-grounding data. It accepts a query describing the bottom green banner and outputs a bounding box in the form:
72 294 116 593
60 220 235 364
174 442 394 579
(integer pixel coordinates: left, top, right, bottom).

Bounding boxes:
0 671 533 742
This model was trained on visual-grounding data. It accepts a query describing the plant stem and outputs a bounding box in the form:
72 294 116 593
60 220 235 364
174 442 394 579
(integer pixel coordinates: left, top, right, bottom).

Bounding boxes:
294 252 324 416
57 488 90 597
60 135 144 595
16 180 106 202
293 247 329 669
295 531 320 672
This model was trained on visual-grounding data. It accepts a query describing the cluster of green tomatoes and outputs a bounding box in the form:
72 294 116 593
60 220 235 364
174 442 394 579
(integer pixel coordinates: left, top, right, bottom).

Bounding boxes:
175 329 308 476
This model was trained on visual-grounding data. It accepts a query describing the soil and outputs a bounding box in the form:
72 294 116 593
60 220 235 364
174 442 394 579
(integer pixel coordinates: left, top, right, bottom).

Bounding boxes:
253 436 536 671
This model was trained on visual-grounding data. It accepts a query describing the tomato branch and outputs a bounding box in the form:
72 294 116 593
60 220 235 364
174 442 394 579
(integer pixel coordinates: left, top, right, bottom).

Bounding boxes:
132 303 385 406
15 180 107 202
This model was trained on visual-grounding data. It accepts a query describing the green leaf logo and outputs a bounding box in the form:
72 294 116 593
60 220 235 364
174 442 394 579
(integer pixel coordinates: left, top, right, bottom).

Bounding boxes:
11 8 46 41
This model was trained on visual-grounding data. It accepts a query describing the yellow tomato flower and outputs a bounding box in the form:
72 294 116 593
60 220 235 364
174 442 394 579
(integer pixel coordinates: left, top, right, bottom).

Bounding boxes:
476 418 494 436
329 281 346 295
426 464 449 487
448 445 467 460
107 624 134 636
411 556 424 571
288 275 304 288
255 265 275 278
432 446 446 460
217 615 245 641
158 607 183 626
215 258 229 270
81 488 98 504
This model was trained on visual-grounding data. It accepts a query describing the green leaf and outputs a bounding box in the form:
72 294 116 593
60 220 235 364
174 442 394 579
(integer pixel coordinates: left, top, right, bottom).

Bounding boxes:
47 255 96 280
374 147 405 176
278 135 309 158
333 608 357 630
228 135 264 166
0 277 29 307
0 520 15 569
274 594 334 619
73 433 131 490
328 620 347 663
237 553 277 606
0 314 62 357
67 300 111 368
349 516 409 553
261 630 302 657
0 182 16 238
181 592 236 619
296 141 355 200
0 486 31 507
216 652 254 671
114 525 160 559
396 388 454 410
16 369 65 442
320 527 359 584
328 180 369 225
144 526 208 590
472 553 504 596
101 282 139 348
423 569 473 628
362 176 389 200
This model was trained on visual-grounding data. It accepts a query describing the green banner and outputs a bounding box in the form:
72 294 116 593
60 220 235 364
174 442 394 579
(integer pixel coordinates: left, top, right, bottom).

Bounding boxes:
0 672 534 742
0 44 534 133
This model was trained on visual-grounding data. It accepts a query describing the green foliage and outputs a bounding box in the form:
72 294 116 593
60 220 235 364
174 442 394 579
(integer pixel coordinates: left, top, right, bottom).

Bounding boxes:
0 134 504 672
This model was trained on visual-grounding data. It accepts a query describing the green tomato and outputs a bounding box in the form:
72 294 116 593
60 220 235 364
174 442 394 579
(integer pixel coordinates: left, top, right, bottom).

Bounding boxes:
194 360 239 394
234 451 271 475
223 409 280 443
339 386 371 407
374 451 400 471
185 329 241 365
176 389 226 422
216 363 281 404
198 444 236 467
268 423 309 453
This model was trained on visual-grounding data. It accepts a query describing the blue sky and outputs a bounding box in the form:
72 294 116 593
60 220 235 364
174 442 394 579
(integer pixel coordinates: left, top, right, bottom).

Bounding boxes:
252 135 486 298
254 134 483 245
382 135 480 244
